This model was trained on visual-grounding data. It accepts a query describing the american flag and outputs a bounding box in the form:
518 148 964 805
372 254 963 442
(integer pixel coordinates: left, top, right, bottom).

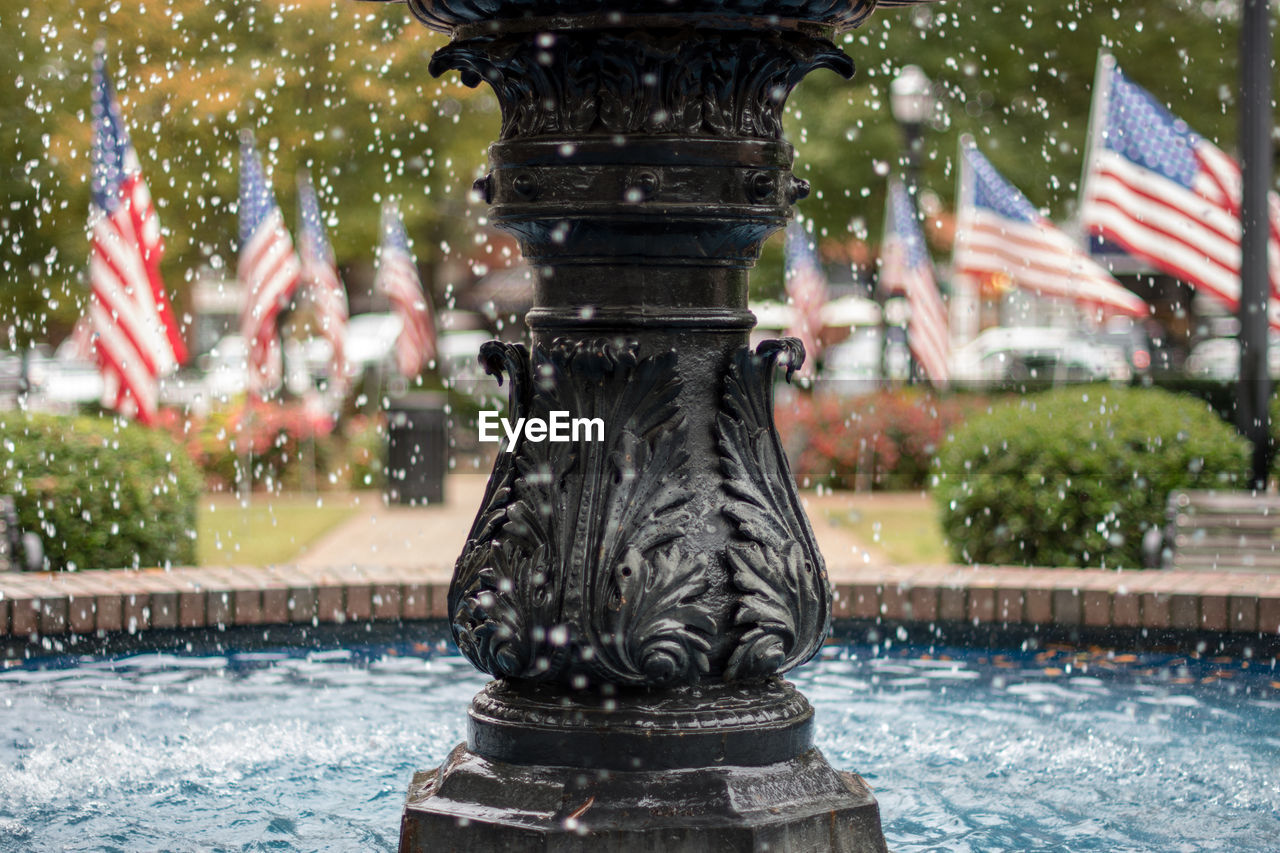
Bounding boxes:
882 179 949 383
296 171 348 387
376 201 436 378
1080 55 1280 326
238 132 301 399
783 220 827 378
87 47 186 424
954 136 1147 319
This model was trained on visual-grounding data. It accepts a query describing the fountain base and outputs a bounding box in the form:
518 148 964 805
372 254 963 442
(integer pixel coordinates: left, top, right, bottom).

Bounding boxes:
400 680 888 852
400 744 886 852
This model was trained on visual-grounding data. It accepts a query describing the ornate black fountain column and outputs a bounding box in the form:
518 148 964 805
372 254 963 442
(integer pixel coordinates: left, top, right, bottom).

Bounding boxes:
374 2 901 849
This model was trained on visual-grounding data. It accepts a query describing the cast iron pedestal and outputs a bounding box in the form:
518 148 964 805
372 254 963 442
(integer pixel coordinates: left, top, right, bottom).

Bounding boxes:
367 1 910 850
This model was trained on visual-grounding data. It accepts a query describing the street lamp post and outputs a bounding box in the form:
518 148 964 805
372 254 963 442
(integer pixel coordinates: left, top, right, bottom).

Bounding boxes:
890 65 932 200
889 64 933 383
1238 0 1272 491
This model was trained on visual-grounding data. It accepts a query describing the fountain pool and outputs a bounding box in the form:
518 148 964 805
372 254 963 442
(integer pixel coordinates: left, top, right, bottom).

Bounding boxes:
1 640 1277 852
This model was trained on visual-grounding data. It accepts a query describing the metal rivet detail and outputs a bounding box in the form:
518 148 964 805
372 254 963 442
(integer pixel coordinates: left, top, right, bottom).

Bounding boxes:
513 172 539 200
624 170 660 203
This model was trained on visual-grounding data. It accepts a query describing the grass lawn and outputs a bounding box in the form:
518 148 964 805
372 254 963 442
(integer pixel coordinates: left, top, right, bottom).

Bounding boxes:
825 497 951 565
197 493 358 566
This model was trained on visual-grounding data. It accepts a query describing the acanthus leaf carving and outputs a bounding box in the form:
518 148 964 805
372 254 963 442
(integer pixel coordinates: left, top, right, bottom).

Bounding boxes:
717 338 831 680
604 546 715 684
450 338 716 687
450 341 571 680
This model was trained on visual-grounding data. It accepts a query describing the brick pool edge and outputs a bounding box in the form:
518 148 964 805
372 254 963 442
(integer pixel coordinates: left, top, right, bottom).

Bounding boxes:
2 563 1278 659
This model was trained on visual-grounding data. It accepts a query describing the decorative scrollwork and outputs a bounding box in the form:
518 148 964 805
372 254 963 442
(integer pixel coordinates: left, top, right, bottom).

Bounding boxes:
451 338 715 687
717 338 831 681
430 29 853 141
386 0 885 36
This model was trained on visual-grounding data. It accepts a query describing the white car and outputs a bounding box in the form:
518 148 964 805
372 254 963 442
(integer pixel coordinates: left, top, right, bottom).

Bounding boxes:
198 334 250 402
1185 335 1280 380
440 330 494 391
344 312 496 386
951 326 1129 384
191 334 310 408
816 327 911 392
344 312 404 379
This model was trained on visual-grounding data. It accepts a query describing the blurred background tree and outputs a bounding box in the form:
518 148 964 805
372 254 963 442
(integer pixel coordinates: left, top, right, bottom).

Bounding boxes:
0 0 498 346
0 0 1272 336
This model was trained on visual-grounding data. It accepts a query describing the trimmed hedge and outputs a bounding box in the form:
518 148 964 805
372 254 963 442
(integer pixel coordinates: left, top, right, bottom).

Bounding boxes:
934 386 1248 569
0 412 201 570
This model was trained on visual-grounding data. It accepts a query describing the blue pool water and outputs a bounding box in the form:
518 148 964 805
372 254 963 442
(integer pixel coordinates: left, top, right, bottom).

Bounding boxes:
2 642 1278 852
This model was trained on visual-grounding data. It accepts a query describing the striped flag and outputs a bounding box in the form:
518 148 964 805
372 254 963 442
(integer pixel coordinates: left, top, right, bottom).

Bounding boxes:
1080 54 1280 326
882 179 949 383
296 171 348 387
783 220 827 378
87 47 186 424
954 136 1147 319
376 201 436 378
238 132 301 399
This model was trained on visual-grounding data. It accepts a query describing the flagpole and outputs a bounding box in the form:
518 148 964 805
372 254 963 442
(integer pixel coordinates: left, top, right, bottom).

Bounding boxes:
1238 0 1273 490
879 181 893 388
1076 50 1114 244
1073 50 1117 333
951 135 979 347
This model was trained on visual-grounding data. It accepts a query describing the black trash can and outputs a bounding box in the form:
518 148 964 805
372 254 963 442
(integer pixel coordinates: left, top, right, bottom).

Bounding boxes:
385 392 448 506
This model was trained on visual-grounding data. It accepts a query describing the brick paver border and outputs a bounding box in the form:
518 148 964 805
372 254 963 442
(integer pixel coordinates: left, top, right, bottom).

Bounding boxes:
2 563 1278 656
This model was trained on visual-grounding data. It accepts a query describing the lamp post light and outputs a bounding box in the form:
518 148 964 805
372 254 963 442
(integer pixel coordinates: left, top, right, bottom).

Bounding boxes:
890 65 933 200
366 1 931 850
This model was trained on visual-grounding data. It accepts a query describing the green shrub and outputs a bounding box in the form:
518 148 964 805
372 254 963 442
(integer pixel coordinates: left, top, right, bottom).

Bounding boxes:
934 386 1248 568
0 412 201 570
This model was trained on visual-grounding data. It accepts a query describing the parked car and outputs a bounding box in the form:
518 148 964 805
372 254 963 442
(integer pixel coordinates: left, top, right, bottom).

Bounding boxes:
440 330 495 395
191 334 310 407
345 312 502 397
1096 316 1155 376
40 351 104 407
1185 333 1280 380
345 312 404 381
951 326 1129 385
0 346 103 412
815 327 910 393
197 334 250 402
0 352 31 406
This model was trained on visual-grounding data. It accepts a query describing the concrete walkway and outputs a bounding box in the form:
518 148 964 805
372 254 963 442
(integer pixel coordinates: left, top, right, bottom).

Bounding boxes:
292 473 895 580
